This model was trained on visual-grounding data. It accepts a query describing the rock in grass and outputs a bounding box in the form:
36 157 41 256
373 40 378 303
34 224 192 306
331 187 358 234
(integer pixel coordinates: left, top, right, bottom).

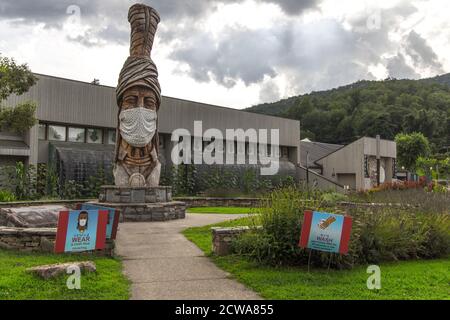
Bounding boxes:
26 261 96 279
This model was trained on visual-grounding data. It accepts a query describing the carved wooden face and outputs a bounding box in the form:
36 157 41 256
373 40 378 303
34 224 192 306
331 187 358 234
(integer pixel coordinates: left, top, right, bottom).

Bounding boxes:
121 86 157 111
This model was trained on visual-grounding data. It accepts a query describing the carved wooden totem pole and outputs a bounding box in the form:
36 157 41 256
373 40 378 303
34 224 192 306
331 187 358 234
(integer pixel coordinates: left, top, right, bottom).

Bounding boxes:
114 4 161 187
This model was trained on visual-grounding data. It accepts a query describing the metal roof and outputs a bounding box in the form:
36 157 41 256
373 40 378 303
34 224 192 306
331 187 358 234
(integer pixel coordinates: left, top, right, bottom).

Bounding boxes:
300 140 343 166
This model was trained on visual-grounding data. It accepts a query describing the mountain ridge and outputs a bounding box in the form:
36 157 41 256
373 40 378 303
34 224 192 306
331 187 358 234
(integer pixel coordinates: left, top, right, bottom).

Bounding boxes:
247 73 450 117
246 73 450 150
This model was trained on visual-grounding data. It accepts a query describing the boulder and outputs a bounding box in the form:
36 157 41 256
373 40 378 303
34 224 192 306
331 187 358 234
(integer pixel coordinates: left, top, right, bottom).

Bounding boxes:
0 206 67 228
26 261 96 279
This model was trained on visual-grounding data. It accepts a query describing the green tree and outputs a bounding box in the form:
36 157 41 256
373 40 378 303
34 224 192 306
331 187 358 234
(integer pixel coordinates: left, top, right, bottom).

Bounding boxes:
0 102 37 133
0 56 37 100
395 132 431 170
0 55 38 133
248 76 450 153
416 156 450 180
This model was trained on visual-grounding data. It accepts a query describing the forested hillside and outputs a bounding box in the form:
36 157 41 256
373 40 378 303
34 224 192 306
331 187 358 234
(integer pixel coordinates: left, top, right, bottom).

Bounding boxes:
247 74 450 151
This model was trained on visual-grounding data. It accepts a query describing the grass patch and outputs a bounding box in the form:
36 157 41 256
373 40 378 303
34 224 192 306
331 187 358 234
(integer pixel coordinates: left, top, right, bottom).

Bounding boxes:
183 220 450 300
0 249 130 300
187 207 258 214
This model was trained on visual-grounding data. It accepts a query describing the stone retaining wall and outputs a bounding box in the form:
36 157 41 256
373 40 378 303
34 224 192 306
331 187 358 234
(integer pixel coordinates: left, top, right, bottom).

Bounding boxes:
99 186 172 203
176 197 264 208
0 227 56 253
212 226 254 256
89 201 187 222
0 200 85 209
1 197 412 211
337 201 414 208
0 227 114 256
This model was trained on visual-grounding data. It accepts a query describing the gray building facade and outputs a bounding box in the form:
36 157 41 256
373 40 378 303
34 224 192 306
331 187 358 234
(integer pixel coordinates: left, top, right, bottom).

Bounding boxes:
1 74 301 185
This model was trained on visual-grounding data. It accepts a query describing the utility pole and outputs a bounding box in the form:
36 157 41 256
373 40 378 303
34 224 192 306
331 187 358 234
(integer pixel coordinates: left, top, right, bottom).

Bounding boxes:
376 135 381 186
306 151 310 186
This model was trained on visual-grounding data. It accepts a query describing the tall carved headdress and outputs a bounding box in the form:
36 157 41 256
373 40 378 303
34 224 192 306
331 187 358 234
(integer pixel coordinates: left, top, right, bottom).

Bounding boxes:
115 4 161 163
116 3 161 108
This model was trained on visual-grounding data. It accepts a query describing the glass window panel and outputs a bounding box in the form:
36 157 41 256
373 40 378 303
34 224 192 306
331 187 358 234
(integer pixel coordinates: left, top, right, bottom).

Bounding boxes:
237 141 245 155
248 142 257 156
87 128 102 144
48 125 66 141
68 127 85 143
107 129 116 145
272 145 280 158
38 124 46 140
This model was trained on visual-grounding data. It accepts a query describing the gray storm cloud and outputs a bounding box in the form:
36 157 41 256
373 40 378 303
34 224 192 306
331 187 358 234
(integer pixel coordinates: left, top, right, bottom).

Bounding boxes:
0 0 446 102
170 27 280 87
386 54 420 80
0 0 320 22
406 30 444 74
0 0 321 45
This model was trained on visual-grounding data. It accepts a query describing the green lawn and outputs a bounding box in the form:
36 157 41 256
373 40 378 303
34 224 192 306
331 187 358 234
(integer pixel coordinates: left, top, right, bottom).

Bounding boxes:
0 250 130 300
187 207 259 214
182 220 450 300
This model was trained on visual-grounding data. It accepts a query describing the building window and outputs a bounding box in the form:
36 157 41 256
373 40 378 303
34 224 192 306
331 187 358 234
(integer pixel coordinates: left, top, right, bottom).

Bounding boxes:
159 134 164 149
226 140 235 155
68 127 85 143
107 129 116 145
281 146 289 158
237 141 245 155
87 128 103 144
270 145 280 158
48 125 66 141
38 124 46 140
248 142 257 156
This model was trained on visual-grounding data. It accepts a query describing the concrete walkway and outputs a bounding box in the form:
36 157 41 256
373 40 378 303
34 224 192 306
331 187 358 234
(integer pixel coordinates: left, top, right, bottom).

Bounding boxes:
115 214 261 300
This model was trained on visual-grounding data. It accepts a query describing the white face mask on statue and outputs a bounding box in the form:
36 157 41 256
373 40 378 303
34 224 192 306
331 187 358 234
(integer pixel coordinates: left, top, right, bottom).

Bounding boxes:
119 107 157 147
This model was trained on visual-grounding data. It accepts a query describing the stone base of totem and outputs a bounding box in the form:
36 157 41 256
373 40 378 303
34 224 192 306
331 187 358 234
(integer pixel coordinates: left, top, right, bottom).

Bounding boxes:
88 185 186 222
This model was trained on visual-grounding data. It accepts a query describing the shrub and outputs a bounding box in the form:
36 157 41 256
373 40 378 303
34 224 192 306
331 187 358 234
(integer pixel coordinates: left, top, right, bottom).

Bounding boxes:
321 192 347 206
61 180 82 200
231 186 450 269
351 188 449 214
232 186 325 266
0 189 16 202
1 162 39 201
376 180 426 191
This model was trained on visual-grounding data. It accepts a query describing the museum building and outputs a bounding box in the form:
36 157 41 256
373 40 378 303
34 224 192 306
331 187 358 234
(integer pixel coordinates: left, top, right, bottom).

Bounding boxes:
0 73 301 184
0 73 398 192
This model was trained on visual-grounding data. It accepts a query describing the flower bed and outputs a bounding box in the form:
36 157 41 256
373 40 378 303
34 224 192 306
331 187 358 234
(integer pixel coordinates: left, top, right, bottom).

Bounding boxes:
231 187 450 269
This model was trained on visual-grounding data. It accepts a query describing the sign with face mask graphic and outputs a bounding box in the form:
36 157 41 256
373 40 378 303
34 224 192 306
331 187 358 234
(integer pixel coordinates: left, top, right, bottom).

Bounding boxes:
77 203 120 240
55 210 109 253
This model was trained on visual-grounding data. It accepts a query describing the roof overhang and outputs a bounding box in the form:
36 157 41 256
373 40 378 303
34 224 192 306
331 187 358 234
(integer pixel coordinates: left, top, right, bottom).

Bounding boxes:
0 140 30 157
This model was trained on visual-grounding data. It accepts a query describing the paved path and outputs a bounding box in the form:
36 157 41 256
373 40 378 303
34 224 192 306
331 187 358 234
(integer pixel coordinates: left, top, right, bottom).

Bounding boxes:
115 214 261 300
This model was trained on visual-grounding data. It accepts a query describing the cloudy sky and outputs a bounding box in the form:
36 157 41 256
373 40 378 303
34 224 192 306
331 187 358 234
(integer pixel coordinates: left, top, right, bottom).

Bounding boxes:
0 0 449 108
